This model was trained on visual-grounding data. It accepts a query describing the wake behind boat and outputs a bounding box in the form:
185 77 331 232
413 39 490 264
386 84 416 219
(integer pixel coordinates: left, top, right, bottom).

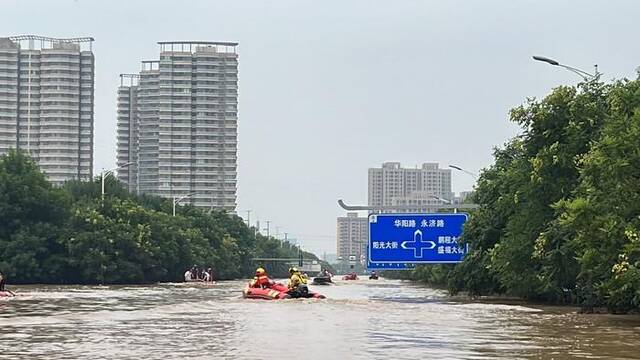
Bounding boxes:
182 280 217 287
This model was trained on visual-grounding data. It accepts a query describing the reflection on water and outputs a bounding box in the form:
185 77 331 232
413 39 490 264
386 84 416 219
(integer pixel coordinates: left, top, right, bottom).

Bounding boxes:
1 279 640 359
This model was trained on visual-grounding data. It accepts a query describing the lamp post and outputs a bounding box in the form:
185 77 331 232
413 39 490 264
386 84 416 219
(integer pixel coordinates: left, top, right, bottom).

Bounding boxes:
172 192 197 216
532 55 599 81
101 162 133 202
430 195 457 213
448 164 477 179
245 209 252 226
430 195 452 204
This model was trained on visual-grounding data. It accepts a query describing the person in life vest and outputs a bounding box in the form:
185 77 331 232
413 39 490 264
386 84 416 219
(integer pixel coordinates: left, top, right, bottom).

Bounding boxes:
250 267 273 289
288 267 309 298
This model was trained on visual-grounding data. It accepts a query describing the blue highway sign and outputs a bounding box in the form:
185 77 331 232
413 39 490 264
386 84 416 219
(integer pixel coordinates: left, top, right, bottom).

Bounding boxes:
368 213 468 264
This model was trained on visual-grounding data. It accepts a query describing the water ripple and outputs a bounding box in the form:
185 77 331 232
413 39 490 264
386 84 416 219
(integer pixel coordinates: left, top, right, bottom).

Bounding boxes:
1 280 639 359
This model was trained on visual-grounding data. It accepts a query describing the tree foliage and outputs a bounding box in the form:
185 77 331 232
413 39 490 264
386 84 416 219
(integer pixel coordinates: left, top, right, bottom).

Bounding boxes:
410 75 640 313
0 150 320 284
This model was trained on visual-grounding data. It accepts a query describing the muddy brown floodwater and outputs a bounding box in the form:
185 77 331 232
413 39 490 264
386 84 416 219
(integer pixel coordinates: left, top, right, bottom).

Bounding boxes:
1 279 639 359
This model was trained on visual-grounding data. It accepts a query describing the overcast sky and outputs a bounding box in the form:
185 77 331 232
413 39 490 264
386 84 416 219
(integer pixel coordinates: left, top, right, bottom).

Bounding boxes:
4 0 640 256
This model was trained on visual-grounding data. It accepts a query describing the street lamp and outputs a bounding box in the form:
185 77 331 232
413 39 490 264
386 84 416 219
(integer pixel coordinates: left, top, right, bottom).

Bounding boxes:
245 209 252 226
430 195 458 213
430 195 452 204
449 164 478 179
172 192 197 216
532 55 599 81
101 162 133 201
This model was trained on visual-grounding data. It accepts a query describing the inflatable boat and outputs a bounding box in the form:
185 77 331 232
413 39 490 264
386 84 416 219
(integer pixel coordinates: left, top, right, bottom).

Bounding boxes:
312 275 332 285
183 280 217 287
242 282 325 300
342 273 358 280
0 290 15 298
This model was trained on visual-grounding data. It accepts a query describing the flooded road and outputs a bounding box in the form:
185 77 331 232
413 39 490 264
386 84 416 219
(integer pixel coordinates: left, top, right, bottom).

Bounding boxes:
1 278 639 359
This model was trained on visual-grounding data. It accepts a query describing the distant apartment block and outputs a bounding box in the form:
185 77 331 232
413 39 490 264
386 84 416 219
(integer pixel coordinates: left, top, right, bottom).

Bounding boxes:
0 35 95 186
116 41 238 212
116 74 139 193
336 212 368 262
368 162 452 212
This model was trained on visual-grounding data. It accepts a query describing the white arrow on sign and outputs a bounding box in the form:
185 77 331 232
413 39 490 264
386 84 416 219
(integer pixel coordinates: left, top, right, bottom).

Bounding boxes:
400 230 436 258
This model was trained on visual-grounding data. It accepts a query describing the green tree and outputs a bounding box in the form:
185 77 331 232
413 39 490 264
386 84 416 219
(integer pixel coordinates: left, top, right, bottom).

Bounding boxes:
443 75 640 313
0 150 70 282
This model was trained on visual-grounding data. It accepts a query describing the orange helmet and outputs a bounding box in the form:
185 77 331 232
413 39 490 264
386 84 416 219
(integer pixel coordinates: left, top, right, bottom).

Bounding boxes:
255 267 266 276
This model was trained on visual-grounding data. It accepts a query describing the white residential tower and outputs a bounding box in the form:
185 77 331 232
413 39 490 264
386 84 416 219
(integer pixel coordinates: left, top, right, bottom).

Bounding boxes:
116 41 238 212
0 35 95 185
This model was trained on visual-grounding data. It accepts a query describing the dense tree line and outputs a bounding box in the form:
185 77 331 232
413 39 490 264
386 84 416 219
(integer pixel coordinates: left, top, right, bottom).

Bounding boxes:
410 75 640 313
0 150 323 284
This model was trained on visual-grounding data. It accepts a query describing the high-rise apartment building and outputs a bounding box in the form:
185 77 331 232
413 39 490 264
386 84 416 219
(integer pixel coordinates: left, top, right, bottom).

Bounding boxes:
116 41 238 212
0 35 94 186
116 74 139 193
336 212 369 262
368 162 452 212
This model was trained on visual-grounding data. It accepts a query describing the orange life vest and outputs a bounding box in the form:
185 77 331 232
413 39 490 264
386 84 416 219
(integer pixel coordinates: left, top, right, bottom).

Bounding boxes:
252 275 271 288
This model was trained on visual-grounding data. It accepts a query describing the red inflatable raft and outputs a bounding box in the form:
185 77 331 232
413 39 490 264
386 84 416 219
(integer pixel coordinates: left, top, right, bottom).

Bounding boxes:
242 282 325 300
342 273 359 280
0 291 15 298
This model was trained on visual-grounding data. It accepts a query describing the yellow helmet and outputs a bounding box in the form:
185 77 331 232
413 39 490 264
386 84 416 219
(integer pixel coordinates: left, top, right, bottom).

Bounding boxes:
255 267 266 276
289 267 298 274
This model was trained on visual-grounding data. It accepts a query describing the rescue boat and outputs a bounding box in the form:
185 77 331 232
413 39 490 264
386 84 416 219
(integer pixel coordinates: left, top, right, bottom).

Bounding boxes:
0 291 15 298
242 282 325 300
312 275 332 285
342 273 359 280
183 279 217 286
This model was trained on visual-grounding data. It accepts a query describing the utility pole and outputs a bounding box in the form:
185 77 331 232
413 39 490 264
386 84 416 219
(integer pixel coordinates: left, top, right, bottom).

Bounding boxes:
246 210 252 226
265 220 271 237
298 239 303 266
284 232 288 248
